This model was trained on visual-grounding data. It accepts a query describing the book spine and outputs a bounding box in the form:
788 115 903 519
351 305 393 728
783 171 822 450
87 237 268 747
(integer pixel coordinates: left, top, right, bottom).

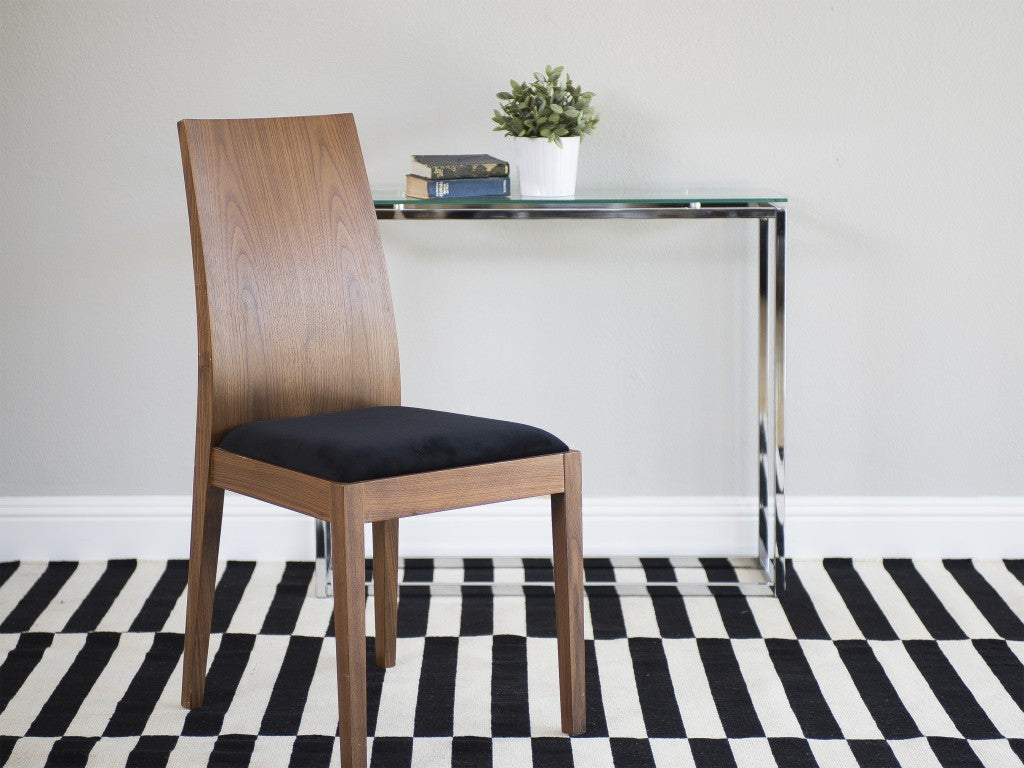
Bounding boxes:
427 162 510 179
426 176 510 198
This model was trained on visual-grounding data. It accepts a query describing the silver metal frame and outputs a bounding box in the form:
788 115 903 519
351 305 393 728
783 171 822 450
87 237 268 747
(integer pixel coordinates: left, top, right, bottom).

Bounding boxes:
315 198 786 597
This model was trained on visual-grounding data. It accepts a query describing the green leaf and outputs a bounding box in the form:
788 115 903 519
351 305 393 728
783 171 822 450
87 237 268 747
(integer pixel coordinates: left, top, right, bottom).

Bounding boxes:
496 66 596 141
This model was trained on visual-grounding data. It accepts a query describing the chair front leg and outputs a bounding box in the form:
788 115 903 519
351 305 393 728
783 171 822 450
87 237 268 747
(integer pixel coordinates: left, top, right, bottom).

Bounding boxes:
330 486 368 768
181 483 225 708
372 519 399 667
551 450 586 735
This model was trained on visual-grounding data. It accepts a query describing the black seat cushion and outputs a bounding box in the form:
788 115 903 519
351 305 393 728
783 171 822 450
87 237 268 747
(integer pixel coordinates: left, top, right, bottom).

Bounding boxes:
218 406 569 483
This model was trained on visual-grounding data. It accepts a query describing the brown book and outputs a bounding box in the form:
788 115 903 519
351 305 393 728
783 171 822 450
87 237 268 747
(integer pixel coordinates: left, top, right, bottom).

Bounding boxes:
410 154 510 180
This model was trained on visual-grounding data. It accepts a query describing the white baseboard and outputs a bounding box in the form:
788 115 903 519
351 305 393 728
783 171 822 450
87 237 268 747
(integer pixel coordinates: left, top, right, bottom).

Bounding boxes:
784 496 1024 558
1 495 1021 561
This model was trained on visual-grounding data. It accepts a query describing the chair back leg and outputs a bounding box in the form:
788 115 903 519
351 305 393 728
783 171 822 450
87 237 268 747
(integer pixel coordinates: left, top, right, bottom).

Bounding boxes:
372 519 399 668
331 486 369 768
181 483 225 708
551 451 586 735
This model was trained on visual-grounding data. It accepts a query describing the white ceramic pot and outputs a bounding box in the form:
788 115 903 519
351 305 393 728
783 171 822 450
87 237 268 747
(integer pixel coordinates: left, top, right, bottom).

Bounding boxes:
513 135 580 197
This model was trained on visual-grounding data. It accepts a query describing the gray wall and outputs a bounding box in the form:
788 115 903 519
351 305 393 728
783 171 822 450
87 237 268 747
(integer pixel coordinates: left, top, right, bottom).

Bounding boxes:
2 1 1022 498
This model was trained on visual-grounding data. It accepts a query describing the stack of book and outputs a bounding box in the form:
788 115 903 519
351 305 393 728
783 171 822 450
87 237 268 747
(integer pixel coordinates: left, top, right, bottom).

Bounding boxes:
405 154 510 199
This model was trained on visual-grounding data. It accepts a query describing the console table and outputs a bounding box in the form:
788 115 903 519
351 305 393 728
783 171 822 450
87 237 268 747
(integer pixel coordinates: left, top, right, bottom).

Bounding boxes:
315 191 787 596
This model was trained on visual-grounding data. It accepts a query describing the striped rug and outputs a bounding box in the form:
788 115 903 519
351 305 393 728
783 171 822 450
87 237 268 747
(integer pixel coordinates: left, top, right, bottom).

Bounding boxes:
1 558 1022 767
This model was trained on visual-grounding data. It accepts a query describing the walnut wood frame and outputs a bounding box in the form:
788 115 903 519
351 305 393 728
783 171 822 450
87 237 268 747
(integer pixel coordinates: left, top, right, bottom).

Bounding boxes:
178 114 585 768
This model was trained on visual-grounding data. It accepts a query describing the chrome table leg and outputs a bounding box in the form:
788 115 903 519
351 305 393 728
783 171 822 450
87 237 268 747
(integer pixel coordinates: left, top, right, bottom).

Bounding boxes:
315 518 332 597
774 208 787 592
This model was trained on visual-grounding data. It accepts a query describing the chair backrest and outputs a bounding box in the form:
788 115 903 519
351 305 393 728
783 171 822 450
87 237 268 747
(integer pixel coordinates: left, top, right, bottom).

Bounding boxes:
178 114 401 444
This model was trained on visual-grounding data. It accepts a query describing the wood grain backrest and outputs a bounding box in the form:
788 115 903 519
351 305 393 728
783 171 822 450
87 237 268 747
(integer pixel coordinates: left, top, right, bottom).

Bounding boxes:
178 114 400 445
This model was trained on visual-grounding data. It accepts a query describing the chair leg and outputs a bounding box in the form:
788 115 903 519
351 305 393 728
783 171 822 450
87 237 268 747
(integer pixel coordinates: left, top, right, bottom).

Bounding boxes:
181 483 225 708
330 486 368 768
551 450 586 735
372 519 399 668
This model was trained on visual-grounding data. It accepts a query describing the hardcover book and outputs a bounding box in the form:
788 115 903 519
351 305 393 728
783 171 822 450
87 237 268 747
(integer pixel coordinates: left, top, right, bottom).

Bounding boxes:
410 154 510 180
405 174 511 199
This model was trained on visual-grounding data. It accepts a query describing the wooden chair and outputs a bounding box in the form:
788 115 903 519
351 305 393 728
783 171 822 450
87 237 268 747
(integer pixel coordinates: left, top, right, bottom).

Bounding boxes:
177 114 585 768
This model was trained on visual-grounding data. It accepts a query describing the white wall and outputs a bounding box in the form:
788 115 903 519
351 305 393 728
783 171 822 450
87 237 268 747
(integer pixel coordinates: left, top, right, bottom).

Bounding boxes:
2 1 1022 555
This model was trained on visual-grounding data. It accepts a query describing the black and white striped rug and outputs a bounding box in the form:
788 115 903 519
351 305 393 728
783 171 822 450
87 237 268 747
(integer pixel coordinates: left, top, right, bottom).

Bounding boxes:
1 558 1022 767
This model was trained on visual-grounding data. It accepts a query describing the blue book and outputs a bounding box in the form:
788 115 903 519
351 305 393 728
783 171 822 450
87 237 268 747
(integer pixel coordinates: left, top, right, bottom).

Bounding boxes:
405 174 510 199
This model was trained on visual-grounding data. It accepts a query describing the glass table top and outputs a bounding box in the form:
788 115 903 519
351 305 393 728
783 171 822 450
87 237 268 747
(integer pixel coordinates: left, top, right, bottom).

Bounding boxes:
372 188 786 206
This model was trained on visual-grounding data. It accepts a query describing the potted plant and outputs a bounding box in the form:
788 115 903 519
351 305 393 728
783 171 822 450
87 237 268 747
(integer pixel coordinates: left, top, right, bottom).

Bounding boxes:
493 65 599 197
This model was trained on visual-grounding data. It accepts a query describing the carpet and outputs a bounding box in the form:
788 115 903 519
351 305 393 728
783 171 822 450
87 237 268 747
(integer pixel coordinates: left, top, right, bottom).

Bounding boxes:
1 558 1022 767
